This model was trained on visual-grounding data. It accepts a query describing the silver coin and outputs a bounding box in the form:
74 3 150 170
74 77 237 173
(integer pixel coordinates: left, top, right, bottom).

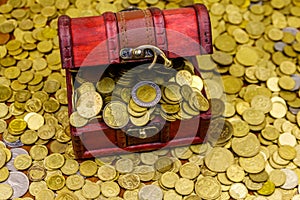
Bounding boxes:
3 171 29 198
3 139 23 148
292 74 300 91
6 148 28 171
131 81 161 108
289 107 300 115
281 169 298 190
274 42 286 52
139 185 163 200
283 27 299 35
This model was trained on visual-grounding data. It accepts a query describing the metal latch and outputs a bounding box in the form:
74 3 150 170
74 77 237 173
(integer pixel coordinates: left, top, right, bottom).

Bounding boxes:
126 125 160 139
120 45 172 69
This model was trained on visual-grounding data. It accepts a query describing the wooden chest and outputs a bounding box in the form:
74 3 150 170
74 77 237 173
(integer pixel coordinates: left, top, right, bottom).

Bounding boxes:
58 4 212 158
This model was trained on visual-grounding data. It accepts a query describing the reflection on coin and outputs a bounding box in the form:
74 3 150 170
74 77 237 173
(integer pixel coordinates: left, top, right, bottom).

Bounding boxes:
139 185 163 200
132 81 161 107
103 101 129 129
76 91 103 118
4 171 29 198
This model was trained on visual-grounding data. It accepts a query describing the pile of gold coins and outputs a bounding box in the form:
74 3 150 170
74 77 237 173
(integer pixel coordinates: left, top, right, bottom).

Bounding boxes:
1 0 300 199
70 58 209 129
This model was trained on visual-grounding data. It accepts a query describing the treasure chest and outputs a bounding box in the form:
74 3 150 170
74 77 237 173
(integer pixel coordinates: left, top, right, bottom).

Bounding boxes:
58 4 212 159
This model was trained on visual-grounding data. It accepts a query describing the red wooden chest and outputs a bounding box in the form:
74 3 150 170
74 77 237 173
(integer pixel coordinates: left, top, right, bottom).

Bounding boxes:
58 4 212 158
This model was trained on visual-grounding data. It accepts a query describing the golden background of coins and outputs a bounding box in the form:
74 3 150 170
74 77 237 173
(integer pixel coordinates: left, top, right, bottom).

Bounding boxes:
0 0 300 199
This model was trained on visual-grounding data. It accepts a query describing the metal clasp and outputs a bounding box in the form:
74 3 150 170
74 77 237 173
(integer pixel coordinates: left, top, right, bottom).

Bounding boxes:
126 125 160 139
120 45 172 69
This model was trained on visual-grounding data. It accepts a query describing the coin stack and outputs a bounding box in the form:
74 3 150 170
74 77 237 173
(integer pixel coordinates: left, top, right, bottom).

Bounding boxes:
70 58 209 129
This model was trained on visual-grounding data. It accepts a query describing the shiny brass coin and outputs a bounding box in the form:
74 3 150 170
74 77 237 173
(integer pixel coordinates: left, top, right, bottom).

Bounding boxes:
132 81 161 107
195 177 221 199
0 148 7 168
129 98 147 113
163 82 182 103
154 156 174 173
79 160 98 177
231 133 260 157
65 174 84 191
189 91 209 112
44 153 65 170
103 101 129 129
180 84 193 101
69 111 88 128
96 77 115 95
14 154 32 170
161 103 180 114
0 184 13 200
76 91 103 119
46 174 65 191
97 164 117 181
204 147 234 172
129 111 150 127
8 118 27 134
82 180 101 199
118 173 140 190
27 164 47 181
0 85 12 102
101 181 120 198
175 70 193 86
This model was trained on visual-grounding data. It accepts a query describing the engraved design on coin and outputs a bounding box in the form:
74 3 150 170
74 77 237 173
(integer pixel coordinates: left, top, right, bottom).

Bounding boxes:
131 81 161 107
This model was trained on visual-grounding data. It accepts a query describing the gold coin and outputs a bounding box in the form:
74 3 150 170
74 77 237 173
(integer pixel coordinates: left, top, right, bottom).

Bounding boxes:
154 156 174 173
179 162 200 180
118 173 140 190
82 180 101 199
195 177 221 199
0 167 9 182
79 160 98 177
69 111 88 128
46 174 65 191
76 91 103 119
129 111 150 127
242 108 265 125
134 165 155 181
226 164 245 183
101 181 120 198
29 144 48 161
257 180 276 196
278 145 297 160
0 184 13 200
239 153 265 173
163 83 182 103
204 147 234 172
236 46 258 66
97 164 117 181
61 159 79 176
161 104 180 114
231 133 260 157
103 101 129 129
0 147 6 168
249 170 269 183
8 118 27 133
27 164 46 181
135 83 158 104
36 189 55 200
175 70 192 86
44 153 65 170
96 77 115 95
189 91 209 112
14 154 32 170
160 171 179 188
115 158 134 174
229 183 248 199
269 169 286 187
65 174 84 191
55 191 79 200
174 178 194 195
